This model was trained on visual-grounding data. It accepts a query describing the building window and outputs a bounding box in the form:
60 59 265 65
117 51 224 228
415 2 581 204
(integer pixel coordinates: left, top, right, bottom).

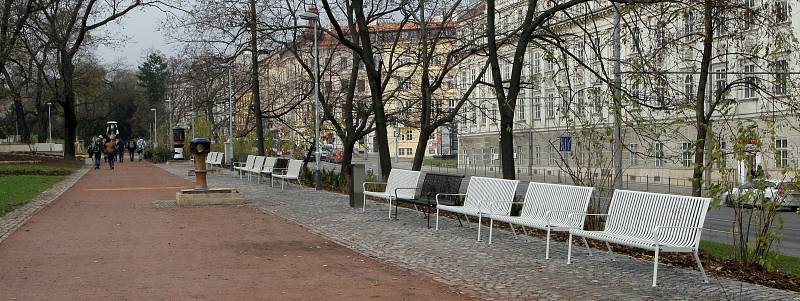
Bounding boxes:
714 68 727 97
743 64 757 99
404 130 413 141
398 148 414 156
532 51 541 74
776 0 789 22
535 145 541 165
684 75 694 103
683 12 695 39
682 142 693 167
713 16 727 37
774 60 789 95
776 139 789 168
357 79 366 92
655 142 665 167
629 143 639 166
717 141 727 169
533 96 541 120
517 97 526 120
630 27 641 51
546 93 555 119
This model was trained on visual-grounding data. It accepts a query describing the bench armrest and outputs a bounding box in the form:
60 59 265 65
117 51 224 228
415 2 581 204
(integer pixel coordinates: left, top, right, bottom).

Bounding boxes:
546 210 587 228
394 187 422 198
652 226 705 244
435 193 466 206
363 181 387 192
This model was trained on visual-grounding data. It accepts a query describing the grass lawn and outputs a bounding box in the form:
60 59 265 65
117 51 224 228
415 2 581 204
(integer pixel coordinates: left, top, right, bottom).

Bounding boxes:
0 164 75 176
423 157 458 168
700 240 800 276
0 175 65 216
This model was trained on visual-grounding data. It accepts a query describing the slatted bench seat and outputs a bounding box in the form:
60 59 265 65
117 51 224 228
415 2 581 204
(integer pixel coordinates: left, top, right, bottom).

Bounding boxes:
392 173 464 228
211 152 224 170
272 159 302 189
256 157 277 184
362 169 423 219
246 156 266 182
204 152 218 169
567 189 711 287
233 155 255 179
264 158 288 187
435 176 518 242
486 182 594 258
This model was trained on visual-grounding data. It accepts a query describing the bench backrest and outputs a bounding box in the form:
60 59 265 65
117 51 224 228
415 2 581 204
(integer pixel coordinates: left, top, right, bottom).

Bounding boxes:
384 169 423 199
214 152 224 165
464 177 519 215
251 156 266 171
262 157 277 173
206 152 217 164
418 173 464 202
520 182 594 227
273 158 289 171
243 155 256 169
284 160 302 178
605 189 710 248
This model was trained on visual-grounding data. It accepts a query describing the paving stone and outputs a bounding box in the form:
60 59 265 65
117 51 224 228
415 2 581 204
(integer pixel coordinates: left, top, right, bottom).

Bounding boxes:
161 165 800 301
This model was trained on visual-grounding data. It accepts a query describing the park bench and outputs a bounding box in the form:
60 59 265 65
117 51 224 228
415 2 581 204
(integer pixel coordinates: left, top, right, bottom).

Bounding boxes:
257 157 277 184
246 156 266 182
566 189 711 287
392 173 464 228
486 182 594 259
204 152 218 169
272 159 302 189
265 158 289 187
233 155 255 179
211 152 224 169
362 169 423 219
435 176 519 242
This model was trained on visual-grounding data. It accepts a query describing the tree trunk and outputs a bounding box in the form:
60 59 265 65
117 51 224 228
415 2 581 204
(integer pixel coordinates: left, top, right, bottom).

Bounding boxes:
340 138 355 194
692 0 715 197
62 62 78 160
249 0 265 156
499 111 516 180
411 128 431 171
11 91 30 143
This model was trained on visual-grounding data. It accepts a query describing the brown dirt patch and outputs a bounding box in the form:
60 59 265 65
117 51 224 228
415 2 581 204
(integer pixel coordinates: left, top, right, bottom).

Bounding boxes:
0 161 478 300
0 153 83 168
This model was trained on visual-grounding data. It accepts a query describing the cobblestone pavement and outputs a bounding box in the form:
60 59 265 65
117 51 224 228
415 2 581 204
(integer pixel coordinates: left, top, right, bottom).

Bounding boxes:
162 164 800 301
0 165 90 244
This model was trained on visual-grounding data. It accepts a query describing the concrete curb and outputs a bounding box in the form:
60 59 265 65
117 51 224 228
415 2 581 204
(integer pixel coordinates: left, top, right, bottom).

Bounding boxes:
0 164 91 244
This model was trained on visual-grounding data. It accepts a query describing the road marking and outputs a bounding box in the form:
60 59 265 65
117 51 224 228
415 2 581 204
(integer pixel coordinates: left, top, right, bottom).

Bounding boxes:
85 186 188 191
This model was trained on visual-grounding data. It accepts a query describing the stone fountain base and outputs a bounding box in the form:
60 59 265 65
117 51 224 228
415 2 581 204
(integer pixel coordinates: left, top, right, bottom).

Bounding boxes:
175 188 244 206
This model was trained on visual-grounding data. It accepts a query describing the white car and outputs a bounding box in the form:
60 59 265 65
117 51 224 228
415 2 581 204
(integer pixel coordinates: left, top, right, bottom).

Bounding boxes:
722 179 800 211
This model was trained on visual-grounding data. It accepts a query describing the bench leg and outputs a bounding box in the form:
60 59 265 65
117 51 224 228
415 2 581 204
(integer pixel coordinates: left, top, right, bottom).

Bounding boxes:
488 218 494 244
508 223 518 240
582 237 593 256
476 214 482 242
567 233 573 264
652 247 660 287
387 198 393 220
545 227 551 259
605 242 615 261
435 207 440 230
522 226 530 242
362 194 367 212
270 175 274 187
693 250 709 284
257 173 261 184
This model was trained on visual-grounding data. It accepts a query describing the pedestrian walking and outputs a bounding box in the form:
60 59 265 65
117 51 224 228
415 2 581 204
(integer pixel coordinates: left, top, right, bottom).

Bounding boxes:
136 138 146 161
105 138 116 170
116 138 125 163
89 136 103 169
127 138 137 162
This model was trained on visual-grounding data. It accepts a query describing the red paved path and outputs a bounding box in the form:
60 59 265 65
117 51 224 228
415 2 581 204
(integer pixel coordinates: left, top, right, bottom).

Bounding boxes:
0 161 474 300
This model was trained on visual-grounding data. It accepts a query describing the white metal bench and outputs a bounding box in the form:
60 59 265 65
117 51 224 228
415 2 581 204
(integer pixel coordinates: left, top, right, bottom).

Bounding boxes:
567 189 711 287
205 152 218 170
257 157 277 184
272 159 302 189
486 182 594 258
435 176 519 241
246 156 266 182
233 155 255 179
211 152 224 170
362 169 423 219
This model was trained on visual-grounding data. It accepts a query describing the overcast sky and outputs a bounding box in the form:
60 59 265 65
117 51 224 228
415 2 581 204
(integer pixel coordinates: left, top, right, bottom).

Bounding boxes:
94 6 179 67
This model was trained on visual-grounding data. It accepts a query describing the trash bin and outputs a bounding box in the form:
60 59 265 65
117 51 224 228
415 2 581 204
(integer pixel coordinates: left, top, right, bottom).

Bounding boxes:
350 163 365 208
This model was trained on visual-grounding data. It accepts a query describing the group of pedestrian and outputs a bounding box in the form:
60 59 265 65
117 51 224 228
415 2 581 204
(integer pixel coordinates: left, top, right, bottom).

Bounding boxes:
88 136 147 170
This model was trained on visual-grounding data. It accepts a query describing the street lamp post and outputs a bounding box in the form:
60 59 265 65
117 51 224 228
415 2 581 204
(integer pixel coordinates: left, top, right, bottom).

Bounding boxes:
222 64 234 168
300 10 321 191
151 108 157 147
46 102 52 144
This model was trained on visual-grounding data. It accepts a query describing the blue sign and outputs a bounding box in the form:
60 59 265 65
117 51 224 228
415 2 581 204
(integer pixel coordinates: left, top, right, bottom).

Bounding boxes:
559 136 572 152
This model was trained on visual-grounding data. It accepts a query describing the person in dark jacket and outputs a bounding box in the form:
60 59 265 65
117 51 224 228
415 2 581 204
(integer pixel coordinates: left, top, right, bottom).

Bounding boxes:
116 138 125 163
127 138 137 162
89 136 103 169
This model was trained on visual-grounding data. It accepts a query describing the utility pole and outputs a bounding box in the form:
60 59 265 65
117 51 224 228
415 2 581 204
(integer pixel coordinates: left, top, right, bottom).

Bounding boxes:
612 4 624 190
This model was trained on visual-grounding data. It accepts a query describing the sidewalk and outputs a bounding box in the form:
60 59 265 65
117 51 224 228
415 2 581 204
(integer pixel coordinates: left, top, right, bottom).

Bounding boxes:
164 164 800 301
0 161 475 300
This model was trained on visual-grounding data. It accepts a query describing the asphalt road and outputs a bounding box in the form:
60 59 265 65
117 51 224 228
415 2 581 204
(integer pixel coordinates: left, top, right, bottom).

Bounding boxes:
313 153 800 257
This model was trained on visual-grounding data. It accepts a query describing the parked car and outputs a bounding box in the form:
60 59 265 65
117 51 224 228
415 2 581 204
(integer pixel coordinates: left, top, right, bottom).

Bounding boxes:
329 149 343 163
303 149 329 161
722 179 800 211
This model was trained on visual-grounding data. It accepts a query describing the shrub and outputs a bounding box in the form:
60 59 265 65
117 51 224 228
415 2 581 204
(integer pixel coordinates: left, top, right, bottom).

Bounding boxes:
145 145 174 163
